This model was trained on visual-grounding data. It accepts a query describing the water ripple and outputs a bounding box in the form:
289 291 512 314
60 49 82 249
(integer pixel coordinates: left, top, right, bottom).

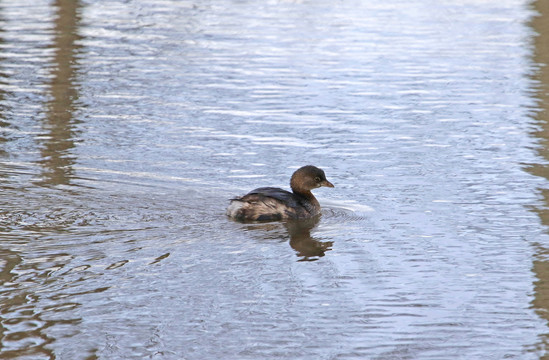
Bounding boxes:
0 0 546 359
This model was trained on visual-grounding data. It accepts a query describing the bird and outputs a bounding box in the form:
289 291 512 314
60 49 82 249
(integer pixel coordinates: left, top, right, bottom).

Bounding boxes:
226 165 334 221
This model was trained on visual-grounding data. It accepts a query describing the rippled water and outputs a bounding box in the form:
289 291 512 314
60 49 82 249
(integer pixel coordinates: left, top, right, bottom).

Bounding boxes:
2 0 549 358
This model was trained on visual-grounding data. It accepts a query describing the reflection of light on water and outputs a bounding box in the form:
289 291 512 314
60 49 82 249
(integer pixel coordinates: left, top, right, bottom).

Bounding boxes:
320 199 374 221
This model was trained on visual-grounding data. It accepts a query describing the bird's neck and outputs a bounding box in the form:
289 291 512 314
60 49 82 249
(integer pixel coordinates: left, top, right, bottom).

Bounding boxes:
292 189 320 210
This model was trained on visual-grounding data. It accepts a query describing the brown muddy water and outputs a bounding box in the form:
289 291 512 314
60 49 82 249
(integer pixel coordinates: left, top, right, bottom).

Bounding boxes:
2 0 549 359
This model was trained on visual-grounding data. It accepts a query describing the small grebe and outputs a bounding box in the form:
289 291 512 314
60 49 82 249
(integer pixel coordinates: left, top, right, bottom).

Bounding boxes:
226 165 334 221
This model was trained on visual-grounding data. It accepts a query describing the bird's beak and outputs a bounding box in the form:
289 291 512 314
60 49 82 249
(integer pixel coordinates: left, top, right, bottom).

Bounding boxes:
321 180 334 188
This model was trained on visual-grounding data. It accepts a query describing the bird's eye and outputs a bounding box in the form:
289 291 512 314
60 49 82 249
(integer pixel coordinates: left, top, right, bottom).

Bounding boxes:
315 177 321 182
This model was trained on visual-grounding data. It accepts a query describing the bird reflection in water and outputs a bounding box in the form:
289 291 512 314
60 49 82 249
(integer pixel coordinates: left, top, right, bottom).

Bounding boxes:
242 215 333 261
286 216 333 261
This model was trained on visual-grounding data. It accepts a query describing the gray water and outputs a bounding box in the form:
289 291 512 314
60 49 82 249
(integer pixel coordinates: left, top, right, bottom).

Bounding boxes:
2 0 549 359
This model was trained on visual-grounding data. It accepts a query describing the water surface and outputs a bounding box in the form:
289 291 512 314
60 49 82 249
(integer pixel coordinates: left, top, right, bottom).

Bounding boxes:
2 0 549 359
